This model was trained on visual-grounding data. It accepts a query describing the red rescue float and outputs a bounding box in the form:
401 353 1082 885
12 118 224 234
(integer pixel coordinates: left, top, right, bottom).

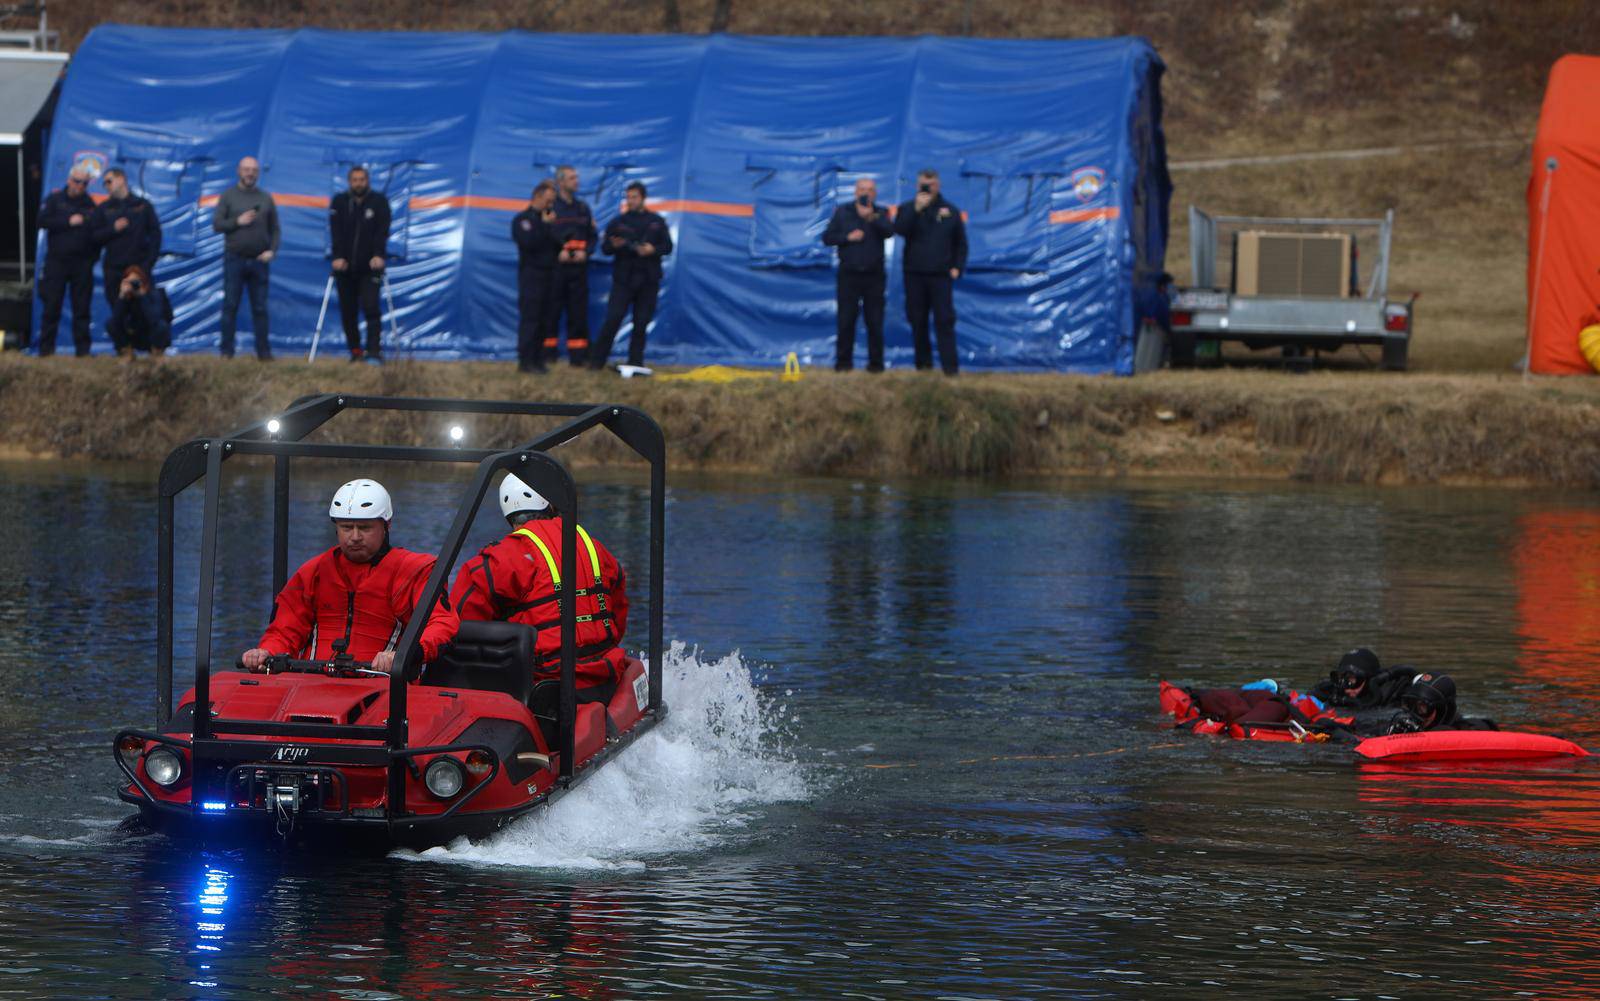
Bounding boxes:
1355 730 1589 763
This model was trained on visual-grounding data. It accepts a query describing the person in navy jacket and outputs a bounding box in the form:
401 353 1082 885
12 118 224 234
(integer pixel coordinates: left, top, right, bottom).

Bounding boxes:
822 177 894 372
327 165 392 362
511 180 561 373
35 164 98 356
546 165 597 365
893 168 967 376
589 182 672 369
90 167 162 336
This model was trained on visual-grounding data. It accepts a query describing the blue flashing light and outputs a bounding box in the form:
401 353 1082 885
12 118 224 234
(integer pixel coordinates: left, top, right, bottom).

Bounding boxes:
201 801 227 813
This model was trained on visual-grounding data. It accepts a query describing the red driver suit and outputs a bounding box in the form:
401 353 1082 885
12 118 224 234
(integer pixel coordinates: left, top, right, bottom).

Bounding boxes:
449 519 629 692
257 544 460 664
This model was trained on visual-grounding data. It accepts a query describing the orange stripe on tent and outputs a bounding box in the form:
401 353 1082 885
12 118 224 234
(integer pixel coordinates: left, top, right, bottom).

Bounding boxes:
276 193 329 208
183 192 759 217
883 204 968 222
1050 207 1120 224
409 194 526 211
195 192 327 209
407 195 756 217
646 199 753 218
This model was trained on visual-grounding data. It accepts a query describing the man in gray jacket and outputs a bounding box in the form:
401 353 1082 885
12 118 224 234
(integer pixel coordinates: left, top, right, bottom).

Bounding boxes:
212 156 280 359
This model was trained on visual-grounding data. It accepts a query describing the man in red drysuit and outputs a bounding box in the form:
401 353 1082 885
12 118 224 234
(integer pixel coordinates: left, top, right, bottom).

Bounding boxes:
449 472 629 700
240 478 459 674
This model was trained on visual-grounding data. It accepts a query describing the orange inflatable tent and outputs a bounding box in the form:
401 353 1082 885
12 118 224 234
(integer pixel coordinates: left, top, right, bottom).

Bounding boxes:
1527 55 1600 375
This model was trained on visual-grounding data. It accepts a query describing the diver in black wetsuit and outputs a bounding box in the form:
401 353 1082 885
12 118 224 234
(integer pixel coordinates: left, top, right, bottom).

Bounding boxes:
1309 648 1416 710
1315 672 1497 740
1385 674 1497 734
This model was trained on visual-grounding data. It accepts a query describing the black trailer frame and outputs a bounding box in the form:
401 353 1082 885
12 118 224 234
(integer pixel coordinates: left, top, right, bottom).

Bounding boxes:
134 394 666 839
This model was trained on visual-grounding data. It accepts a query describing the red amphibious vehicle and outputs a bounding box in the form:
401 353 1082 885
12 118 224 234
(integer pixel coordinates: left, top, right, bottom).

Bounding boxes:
113 394 668 849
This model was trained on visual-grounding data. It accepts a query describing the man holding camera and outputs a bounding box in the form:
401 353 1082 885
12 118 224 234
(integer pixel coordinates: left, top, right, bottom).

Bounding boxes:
512 180 561 373
590 181 672 369
211 155 280 359
108 264 172 358
545 165 597 366
35 164 98 357
91 167 162 341
822 177 894 372
894 168 967 375
328 165 392 363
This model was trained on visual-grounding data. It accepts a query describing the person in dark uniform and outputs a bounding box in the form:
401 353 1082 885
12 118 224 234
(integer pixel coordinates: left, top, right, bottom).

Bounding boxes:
590 181 672 369
107 264 172 357
90 167 162 346
546 165 596 366
35 164 98 357
1307 671 1498 742
328 165 392 363
1308 648 1416 710
1386 674 1497 734
822 177 894 372
893 168 967 375
511 180 560 373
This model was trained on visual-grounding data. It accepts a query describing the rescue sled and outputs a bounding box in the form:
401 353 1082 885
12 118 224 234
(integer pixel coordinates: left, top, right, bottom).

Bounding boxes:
1159 682 1589 762
1158 680 1347 743
113 394 668 850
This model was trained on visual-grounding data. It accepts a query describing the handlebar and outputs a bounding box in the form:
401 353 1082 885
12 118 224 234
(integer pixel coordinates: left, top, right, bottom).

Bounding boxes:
235 654 390 679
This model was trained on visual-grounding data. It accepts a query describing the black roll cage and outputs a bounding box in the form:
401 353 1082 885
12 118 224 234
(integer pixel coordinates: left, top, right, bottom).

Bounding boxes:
152 394 667 813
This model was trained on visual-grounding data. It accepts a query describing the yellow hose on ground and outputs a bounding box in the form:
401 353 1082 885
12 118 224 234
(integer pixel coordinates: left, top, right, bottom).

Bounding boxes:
1580 325 1600 374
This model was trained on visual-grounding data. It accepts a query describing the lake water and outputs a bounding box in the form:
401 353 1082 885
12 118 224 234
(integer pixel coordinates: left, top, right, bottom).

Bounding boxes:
2 460 1600 998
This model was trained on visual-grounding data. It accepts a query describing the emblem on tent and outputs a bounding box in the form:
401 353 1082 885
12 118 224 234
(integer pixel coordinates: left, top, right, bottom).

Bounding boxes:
72 151 108 179
1070 166 1105 202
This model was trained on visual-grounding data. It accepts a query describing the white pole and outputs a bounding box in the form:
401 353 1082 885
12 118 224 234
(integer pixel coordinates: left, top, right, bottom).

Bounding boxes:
308 275 333 362
1524 156 1557 384
383 270 400 353
16 146 25 284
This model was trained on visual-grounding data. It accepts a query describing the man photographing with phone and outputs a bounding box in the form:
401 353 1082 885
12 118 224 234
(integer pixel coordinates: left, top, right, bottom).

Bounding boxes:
894 168 967 375
823 176 894 372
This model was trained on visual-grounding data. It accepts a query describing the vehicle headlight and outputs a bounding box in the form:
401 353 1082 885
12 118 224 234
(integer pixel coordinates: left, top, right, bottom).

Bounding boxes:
144 747 184 787
423 757 465 799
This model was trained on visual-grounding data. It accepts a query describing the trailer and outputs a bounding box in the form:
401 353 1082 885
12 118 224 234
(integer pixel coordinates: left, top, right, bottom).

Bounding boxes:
1170 206 1414 370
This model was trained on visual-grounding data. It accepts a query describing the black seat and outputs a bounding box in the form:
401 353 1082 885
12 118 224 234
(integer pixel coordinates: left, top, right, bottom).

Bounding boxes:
422 620 535 704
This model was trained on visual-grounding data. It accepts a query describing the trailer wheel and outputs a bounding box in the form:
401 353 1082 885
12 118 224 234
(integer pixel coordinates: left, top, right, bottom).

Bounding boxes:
1382 337 1408 371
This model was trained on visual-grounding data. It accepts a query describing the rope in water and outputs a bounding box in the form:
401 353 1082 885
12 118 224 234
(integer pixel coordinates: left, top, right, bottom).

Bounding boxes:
864 742 1189 770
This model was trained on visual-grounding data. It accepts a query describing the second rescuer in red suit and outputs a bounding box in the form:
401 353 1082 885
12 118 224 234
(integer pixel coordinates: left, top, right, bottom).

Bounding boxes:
449 472 629 699
240 478 459 674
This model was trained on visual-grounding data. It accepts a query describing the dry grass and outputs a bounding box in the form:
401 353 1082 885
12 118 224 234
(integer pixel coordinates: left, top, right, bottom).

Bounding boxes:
6 356 1600 486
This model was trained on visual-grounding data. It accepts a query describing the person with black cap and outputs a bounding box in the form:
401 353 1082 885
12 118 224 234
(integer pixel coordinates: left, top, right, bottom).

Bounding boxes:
1310 648 1416 709
1386 673 1498 734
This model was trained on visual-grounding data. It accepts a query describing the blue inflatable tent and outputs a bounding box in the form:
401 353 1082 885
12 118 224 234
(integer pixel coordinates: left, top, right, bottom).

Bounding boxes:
40 27 1169 372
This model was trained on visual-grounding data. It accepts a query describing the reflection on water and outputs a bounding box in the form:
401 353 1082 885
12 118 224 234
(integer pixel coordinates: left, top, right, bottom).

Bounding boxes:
2 464 1600 996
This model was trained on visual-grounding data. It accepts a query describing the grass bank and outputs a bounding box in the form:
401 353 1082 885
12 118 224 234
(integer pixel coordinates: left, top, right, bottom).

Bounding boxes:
4 355 1599 488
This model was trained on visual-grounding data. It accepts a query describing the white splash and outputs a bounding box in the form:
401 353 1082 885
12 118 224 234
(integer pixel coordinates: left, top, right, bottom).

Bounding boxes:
400 643 810 871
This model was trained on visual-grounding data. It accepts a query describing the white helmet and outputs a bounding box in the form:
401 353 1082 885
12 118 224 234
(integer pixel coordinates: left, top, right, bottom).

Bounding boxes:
329 479 393 521
499 471 549 519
